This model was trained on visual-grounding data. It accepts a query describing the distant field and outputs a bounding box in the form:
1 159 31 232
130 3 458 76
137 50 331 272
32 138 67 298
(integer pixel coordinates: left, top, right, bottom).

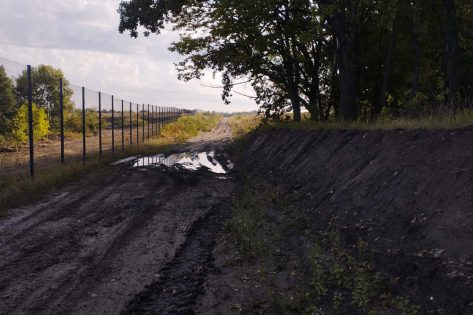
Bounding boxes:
227 114 261 136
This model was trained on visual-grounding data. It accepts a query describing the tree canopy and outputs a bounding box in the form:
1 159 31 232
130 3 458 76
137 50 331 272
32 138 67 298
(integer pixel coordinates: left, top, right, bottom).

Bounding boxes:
16 65 74 130
119 0 473 122
0 65 16 134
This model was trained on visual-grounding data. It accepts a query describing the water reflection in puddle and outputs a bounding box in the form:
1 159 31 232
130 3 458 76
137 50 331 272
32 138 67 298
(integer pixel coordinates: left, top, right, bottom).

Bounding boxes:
115 151 231 174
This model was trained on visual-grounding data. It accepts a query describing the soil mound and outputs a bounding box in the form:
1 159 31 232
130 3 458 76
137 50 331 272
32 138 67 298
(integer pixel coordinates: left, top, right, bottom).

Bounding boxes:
242 127 473 314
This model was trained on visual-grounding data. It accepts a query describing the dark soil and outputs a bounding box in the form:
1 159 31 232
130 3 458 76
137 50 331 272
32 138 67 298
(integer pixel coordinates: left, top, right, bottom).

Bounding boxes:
126 202 229 315
0 119 234 315
235 127 473 314
3 122 473 314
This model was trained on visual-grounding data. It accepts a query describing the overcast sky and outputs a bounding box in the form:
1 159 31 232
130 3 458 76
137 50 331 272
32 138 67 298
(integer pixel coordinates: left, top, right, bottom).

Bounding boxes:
0 0 257 112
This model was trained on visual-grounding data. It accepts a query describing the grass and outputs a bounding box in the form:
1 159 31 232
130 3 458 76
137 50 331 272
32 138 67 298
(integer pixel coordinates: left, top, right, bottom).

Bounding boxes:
160 113 221 142
227 114 261 136
271 108 473 130
223 173 420 314
0 113 221 215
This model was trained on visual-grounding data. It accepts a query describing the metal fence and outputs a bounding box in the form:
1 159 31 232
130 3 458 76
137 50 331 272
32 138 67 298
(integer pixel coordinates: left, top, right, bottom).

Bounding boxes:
0 57 189 178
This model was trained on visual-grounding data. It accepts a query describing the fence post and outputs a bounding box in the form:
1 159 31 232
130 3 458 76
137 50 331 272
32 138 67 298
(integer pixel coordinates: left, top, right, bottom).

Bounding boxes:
142 104 145 143
147 104 150 140
27 65 34 177
82 87 86 164
111 95 115 153
129 102 132 147
136 103 139 146
151 106 154 137
158 107 160 136
99 92 102 159
59 78 64 164
121 100 125 152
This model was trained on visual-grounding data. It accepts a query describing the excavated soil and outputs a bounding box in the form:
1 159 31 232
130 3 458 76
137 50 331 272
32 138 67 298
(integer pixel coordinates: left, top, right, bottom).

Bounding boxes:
231 127 473 314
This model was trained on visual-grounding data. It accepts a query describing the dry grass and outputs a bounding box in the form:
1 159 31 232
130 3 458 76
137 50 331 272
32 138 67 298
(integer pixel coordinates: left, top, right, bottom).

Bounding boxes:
227 114 261 136
271 108 473 130
0 114 220 214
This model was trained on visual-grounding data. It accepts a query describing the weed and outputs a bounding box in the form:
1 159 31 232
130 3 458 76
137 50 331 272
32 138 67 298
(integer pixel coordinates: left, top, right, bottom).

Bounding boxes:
224 176 421 314
224 184 272 259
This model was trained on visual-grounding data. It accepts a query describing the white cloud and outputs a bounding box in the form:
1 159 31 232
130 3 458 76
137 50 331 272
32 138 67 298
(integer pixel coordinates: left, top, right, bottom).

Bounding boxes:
0 0 257 113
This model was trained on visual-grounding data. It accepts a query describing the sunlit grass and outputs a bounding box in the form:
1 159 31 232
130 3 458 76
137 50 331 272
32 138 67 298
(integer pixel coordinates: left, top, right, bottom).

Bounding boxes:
271 108 473 130
160 113 221 142
0 113 221 214
227 114 261 136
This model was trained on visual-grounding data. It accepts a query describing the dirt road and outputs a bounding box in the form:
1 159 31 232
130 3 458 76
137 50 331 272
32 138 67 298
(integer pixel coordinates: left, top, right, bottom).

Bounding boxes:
0 118 235 314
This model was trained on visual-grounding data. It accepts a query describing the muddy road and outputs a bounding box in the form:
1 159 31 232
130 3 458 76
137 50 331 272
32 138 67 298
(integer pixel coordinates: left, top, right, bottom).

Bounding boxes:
0 118 235 314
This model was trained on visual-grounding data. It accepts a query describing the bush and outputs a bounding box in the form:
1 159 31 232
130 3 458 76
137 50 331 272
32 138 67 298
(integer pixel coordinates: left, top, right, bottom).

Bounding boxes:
65 109 101 135
160 114 220 142
11 103 49 143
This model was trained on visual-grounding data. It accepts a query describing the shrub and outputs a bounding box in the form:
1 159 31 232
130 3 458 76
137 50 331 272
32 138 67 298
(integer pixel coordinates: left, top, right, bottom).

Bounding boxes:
65 109 101 135
11 103 49 142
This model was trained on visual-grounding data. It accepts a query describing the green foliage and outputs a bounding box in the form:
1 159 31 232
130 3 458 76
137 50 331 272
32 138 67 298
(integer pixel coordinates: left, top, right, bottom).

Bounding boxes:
0 66 16 134
225 187 271 259
224 176 421 314
65 109 101 135
160 113 220 142
16 65 74 130
119 0 473 123
12 103 49 142
303 231 420 314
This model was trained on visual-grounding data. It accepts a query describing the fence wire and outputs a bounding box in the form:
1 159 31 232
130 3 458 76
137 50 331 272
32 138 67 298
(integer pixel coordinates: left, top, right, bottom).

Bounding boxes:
0 56 188 178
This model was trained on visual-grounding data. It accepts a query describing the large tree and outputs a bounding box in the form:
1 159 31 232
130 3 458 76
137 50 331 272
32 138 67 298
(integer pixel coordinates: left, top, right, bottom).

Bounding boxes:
118 0 472 122
16 65 74 130
0 65 17 134
119 0 323 121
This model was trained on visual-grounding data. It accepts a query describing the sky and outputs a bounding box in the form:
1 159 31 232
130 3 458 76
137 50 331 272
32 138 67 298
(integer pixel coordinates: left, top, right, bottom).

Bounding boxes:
0 0 258 112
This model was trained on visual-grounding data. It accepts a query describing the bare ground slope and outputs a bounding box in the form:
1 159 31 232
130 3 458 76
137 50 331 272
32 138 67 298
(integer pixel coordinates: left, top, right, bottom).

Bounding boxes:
231 127 473 314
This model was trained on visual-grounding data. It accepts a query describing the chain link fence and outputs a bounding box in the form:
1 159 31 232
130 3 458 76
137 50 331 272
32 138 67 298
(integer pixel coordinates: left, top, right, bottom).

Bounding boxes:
0 56 188 178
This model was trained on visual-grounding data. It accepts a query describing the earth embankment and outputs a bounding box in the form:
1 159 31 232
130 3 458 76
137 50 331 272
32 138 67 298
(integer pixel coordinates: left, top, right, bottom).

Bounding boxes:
240 127 473 313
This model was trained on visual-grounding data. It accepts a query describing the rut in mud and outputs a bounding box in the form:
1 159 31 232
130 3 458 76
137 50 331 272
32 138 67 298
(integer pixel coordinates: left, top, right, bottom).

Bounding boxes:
126 203 229 314
0 119 234 315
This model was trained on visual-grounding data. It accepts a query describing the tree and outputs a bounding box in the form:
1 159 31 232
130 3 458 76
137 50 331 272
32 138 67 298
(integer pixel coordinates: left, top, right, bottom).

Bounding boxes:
0 65 17 134
118 0 473 122
11 103 49 143
119 0 323 121
16 65 74 130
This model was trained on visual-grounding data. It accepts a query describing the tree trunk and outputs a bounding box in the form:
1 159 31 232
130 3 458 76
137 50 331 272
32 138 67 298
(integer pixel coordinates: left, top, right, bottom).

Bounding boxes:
284 57 301 122
379 30 394 111
408 5 422 101
338 57 358 121
332 8 358 121
442 0 459 106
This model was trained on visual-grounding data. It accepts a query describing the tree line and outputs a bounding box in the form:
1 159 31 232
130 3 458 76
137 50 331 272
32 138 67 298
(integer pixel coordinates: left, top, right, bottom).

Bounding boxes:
118 0 473 122
0 64 104 145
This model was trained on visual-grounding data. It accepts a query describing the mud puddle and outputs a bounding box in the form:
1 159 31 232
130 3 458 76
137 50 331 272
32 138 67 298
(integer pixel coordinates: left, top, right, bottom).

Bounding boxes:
114 151 233 174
